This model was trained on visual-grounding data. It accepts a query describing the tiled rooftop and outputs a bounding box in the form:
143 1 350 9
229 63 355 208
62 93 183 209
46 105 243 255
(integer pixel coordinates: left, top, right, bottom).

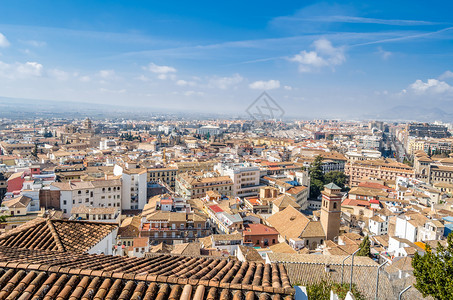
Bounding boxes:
0 218 117 253
0 246 294 299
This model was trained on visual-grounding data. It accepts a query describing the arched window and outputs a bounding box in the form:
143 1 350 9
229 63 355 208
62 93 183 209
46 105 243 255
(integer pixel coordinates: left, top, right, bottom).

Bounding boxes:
333 202 337 209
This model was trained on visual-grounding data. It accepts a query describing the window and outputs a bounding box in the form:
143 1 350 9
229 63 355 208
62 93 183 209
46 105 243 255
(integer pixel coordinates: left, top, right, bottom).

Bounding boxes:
333 202 337 209
63 200 67 205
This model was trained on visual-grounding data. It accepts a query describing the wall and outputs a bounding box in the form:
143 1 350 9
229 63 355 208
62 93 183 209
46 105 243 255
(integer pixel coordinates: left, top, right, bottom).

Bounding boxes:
87 228 117 255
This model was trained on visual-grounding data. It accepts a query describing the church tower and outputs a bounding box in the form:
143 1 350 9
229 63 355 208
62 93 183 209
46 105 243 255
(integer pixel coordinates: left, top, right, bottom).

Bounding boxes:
320 183 342 241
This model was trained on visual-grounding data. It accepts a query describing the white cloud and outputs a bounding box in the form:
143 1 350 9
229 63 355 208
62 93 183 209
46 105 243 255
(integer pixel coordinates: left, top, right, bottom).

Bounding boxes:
290 38 345 72
0 61 43 79
208 73 243 89
439 70 453 80
409 79 453 94
183 90 204 96
147 63 177 74
0 33 10 48
136 75 151 82
249 79 281 90
157 73 176 80
23 40 46 47
98 70 115 78
100 88 126 94
176 79 197 87
284 85 293 90
79 75 91 82
376 47 392 60
48 69 70 81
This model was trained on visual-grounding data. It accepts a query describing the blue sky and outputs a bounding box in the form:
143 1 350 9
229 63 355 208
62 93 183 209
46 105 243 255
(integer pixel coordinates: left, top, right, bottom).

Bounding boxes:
0 1 453 119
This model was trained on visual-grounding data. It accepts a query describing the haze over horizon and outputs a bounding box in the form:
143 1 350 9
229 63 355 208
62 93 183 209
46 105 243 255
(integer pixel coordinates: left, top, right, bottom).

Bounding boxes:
1 1 453 119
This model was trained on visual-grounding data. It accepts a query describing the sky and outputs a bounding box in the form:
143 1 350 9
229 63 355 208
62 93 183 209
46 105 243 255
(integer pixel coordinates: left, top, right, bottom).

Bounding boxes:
0 1 453 119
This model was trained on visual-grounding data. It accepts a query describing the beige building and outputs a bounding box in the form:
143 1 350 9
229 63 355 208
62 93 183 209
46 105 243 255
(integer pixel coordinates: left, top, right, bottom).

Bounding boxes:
141 211 209 244
147 167 178 189
414 152 453 185
345 158 416 186
175 171 233 199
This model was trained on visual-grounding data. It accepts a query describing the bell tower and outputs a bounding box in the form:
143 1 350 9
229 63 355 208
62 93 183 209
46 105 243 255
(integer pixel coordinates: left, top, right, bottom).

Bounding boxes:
320 183 342 241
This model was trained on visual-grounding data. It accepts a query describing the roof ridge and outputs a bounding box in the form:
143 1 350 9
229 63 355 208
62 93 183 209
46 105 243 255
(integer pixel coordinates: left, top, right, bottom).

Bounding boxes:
46 219 65 252
0 218 47 240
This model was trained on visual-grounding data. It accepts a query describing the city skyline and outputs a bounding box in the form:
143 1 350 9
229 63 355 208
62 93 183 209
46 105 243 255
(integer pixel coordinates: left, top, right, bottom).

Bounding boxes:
0 1 453 120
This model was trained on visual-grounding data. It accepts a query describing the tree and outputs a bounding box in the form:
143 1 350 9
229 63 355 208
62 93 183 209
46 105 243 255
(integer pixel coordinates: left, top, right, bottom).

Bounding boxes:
403 158 413 167
309 156 324 199
31 143 38 158
357 235 371 257
412 233 453 299
324 171 347 189
306 280 365 300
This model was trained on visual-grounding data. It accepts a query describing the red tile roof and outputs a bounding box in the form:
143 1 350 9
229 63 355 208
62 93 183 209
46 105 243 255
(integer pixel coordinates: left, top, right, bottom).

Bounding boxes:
0 218 117 253
244 224 279 236
0 246 294 299
208 204 223 213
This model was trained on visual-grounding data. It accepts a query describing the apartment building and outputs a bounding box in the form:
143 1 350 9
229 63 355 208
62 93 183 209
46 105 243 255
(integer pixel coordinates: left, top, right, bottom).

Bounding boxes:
345 158 416 186
414 152 453 185
173 160 217 173
113 164 147 210
345 149 382 162
50 178 122 216
175 171 233 199
141 211 209 244
0 142 34 155
147 167 178 189
214 162 262 197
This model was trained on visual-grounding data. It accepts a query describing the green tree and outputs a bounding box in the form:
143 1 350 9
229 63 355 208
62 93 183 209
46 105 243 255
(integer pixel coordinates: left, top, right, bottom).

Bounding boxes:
403 158 413 167
31 143 38 158
309 156 325 199
324 171 348 189
306 280 365 300
357 235 371 257
412 233 453 299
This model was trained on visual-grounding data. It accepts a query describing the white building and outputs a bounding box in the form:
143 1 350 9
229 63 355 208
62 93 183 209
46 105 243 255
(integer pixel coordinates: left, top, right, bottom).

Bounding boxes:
359 135 382 151
394 213 429 243
113 164 147 210
214 162 262 198
197 125 223 136
50 178 122 217
345 149 382 162
99 139 117 150
369 216 388 235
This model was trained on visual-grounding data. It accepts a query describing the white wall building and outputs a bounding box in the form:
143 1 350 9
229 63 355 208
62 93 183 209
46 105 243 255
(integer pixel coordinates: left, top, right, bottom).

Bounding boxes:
113 164 147 210
50 179 122 217
197 125 223 136
214 162 261 198
87 227 118 255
